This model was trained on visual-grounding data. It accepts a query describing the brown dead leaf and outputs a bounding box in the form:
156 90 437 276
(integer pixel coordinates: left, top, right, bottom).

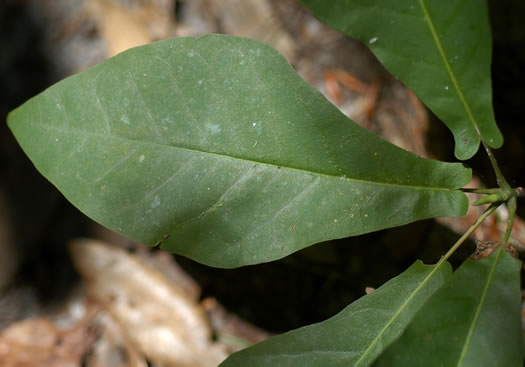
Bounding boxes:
201 297 270 352
0 315 96 367
69 239 227 367
470 240 500 260
84 312 147 367
178 0 295 62
85 0 175 57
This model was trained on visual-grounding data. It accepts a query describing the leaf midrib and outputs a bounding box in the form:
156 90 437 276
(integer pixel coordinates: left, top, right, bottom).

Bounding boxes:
417 0 481 137
456 248 502 365
37 122 459 192
354 262 446 366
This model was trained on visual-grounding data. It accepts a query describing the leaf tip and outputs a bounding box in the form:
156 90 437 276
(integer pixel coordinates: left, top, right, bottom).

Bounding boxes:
483 132 504 150
453 134 480 161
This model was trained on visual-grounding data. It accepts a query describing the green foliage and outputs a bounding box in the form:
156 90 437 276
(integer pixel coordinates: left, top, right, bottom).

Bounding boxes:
6 0 523 366
7 35 469 268
376 247 523 366
220 261 452 367
302 0 502 160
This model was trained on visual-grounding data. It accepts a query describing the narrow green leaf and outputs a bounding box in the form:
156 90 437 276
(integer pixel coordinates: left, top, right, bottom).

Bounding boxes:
376 247 524 366
8 35 470 267
220 261 452 367
302 0 502 160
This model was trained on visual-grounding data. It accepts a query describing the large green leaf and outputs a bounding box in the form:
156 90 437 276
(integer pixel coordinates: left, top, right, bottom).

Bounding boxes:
376 246 523 366
8 35 470 267
220 261 452 367
302 0 502 160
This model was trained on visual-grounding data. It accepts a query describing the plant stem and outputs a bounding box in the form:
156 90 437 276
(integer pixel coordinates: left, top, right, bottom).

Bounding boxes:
482 142 510 190
481 142 517 244
460 188 502 194
438 204 499 264
503 197 516 243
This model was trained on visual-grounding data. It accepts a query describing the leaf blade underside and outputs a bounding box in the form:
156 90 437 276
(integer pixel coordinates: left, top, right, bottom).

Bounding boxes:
220 261 452 367
8 35 470 267
302 0 502 160
376 247 523 366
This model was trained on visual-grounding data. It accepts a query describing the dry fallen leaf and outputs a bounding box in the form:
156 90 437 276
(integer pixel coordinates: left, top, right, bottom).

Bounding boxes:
85 311 148 367
0 314 96 367
177 0 296 62
69 239 227 367
85 0 175 57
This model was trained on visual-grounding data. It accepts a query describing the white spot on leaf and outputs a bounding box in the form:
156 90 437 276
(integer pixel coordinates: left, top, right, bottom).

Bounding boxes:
120 114 130 124
206 123 221 134
369 37 378 44
151 195 161 208
139 154 145 163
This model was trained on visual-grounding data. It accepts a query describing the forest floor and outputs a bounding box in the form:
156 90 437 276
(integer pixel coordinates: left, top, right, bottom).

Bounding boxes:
0 0 524 366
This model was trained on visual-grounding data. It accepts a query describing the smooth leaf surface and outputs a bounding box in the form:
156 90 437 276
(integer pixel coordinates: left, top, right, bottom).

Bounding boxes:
8 35 470 267
220 261 452 367
302 0 502 160
376 247 523 366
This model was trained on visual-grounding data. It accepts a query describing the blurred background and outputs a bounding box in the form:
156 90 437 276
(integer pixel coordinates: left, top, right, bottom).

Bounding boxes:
0 0 524 365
